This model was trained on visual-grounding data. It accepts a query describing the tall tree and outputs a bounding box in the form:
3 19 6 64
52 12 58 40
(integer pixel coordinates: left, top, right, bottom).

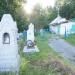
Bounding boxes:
0 0 28 32
55 0 75 19
29 4 57 30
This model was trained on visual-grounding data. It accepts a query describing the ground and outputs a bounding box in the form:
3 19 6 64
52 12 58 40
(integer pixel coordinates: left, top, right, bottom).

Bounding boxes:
0 32 75 75
65 34 75 46
19 32 75 75
49 38 75 65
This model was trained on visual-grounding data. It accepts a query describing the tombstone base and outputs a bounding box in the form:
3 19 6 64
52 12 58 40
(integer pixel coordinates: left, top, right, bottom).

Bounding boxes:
0 45 20 72
23 45 39 52
0 56 20 72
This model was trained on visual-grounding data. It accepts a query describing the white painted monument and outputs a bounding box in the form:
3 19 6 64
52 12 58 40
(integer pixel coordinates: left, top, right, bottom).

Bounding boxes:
0 14 20 72
23 23 39 52
27 23 35 42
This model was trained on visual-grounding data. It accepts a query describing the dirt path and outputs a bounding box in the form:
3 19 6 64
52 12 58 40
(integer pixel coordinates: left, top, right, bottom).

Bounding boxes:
49 38 75 64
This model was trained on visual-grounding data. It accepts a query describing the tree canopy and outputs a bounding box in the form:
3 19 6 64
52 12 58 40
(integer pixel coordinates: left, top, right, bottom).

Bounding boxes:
0 0 29 32
0 0 75 32
56 0 75 19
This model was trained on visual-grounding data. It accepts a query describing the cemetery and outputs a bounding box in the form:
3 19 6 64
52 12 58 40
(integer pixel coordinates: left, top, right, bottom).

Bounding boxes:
0 14 74 75
0 0 75 75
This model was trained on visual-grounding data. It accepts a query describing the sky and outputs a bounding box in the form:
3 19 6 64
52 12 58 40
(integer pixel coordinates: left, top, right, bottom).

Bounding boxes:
22 0 56 14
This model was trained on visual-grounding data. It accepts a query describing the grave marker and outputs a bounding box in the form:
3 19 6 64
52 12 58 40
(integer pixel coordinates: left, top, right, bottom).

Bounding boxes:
0 14 20 72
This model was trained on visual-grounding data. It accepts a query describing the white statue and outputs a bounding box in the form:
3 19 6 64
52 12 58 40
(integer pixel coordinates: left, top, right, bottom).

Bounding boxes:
27 23 35 42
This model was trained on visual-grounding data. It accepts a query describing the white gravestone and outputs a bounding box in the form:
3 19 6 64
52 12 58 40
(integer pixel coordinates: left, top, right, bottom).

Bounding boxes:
0 14 20 72
27 23 35 42
23 23 39 52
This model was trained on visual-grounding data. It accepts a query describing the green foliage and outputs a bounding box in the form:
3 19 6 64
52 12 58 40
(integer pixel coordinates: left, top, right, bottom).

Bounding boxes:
30 4 57 30
56 0 75 19
46 7 57 22
0 0 29 32
60 3 73 19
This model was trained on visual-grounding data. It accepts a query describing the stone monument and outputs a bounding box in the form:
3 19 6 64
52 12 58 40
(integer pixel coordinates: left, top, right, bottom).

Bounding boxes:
23 23 39 52
0 14 20 72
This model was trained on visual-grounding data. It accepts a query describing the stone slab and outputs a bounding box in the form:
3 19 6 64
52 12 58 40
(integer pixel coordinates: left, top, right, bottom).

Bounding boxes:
23 45 39 52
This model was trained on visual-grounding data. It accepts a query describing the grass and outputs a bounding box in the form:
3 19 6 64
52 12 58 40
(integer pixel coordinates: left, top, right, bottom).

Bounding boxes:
0 32 75 75
65 34 75 46
19 32 75 75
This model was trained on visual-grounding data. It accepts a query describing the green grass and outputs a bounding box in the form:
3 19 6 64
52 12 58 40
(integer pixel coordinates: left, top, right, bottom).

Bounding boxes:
19 32 75 75
65 34 75 46
0 33 75 75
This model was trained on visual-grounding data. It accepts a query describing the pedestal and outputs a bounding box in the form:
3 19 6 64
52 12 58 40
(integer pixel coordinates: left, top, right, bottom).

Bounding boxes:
23 45 39 52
